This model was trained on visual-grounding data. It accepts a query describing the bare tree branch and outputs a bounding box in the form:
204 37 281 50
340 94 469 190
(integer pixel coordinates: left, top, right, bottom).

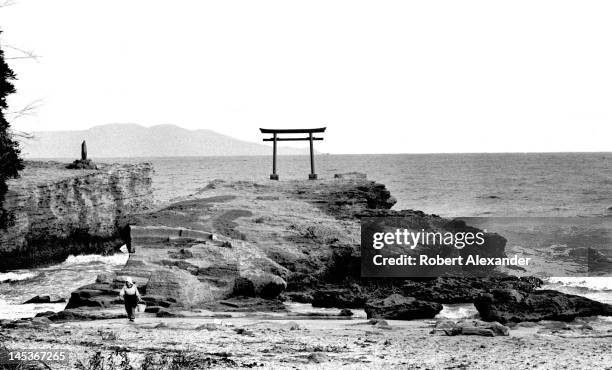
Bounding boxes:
9 128 33 140
2 45 40 61
6 99 42 120
5 99 41 140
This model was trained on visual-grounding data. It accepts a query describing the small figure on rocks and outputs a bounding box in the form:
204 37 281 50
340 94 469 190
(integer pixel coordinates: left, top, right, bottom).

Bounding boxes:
119 277 142 322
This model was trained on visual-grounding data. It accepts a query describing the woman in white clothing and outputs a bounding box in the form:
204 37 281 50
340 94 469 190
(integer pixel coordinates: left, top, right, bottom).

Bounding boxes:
119 277 141 321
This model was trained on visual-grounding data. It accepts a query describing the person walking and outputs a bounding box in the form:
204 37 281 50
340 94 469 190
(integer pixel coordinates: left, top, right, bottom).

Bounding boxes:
119 277 141 322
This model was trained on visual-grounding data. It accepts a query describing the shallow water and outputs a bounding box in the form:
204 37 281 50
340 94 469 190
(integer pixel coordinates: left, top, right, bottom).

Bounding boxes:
0 253 129 319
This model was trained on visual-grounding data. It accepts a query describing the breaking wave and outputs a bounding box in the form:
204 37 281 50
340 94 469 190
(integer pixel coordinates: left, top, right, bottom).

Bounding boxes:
0 272 39 283
59 252 129 267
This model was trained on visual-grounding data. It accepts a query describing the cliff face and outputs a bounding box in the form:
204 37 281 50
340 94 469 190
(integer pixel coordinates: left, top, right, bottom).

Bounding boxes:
0 161 153 270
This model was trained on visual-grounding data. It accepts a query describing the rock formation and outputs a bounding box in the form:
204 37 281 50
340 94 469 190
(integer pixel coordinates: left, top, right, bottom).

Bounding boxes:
474 288 612 323
431 319 509 336
22 295 66 304
62 173 400 311
364 294 443 320
65 225 289 309
13 168 611 324
66 141 98 170
399 276 543 304
0 161 153 270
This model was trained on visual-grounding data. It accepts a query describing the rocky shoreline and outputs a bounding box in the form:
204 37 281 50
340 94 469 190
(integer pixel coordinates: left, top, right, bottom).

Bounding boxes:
2 165 612 324
1 163 612 368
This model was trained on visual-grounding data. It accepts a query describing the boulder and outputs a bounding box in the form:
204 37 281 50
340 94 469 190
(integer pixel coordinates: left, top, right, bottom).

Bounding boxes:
156 309 185 318
431 319 509 336
474 289 612 323
144 306 163 314
312 288 367 308
22 295 66 304
38 309 125 322
64 285 121 309
236 271 287 299
364 294 442 320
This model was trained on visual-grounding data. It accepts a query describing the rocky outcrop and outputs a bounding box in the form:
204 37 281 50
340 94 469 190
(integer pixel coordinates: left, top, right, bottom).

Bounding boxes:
23 295 66 304
364 294 442 320
66 158 98 170
66 225 289 309
58 174 400 313
35 308 125 322
474 289 612 323
47 171 598 323
399 276 543 303
311 287 367 308
0 161 153 270
290 176 397 219
431 319 509 336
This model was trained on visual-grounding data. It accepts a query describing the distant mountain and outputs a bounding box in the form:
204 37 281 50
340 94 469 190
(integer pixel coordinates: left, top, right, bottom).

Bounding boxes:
20 124 311 158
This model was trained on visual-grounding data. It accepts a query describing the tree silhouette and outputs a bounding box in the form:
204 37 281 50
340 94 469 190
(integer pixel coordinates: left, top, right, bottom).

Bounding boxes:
0 30 24 227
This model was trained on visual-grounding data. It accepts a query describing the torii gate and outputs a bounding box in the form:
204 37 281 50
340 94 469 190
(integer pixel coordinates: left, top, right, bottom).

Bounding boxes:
259 127 326 180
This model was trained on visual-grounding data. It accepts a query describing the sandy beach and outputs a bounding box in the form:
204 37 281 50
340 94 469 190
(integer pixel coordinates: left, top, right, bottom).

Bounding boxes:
2 309 612 369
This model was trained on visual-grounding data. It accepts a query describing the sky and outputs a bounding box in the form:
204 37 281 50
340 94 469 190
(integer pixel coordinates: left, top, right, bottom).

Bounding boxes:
0 0 611 154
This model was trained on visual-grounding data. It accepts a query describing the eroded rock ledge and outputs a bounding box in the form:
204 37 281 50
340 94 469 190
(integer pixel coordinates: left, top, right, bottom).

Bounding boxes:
0 161 153 270
61 174 400 312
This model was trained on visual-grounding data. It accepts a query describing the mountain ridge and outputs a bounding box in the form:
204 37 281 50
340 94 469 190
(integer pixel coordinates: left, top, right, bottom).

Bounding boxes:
19 124 312 158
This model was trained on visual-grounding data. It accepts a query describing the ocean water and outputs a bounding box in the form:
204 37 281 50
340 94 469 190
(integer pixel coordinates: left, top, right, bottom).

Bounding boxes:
0 253 129 319
1 153 611 319
115 153 612 217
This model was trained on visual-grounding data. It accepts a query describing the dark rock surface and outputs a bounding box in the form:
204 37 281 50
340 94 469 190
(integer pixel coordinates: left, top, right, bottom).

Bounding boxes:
22 295 67 304
400 276 543 303
311 287 367 309
364 294 443 320
474 289 612 323
35 308 125 322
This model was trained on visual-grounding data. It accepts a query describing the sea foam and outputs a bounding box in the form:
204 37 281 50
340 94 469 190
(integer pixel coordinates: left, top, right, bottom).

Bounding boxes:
0 271 39 283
